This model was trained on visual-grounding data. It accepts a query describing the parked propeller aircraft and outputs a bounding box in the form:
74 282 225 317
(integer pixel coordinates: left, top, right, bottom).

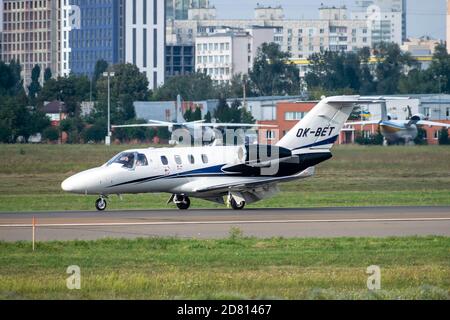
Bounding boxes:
346 98 450 145
62 96 383 211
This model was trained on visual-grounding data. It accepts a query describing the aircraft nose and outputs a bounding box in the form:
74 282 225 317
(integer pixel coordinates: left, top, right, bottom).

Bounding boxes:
61 176 77 192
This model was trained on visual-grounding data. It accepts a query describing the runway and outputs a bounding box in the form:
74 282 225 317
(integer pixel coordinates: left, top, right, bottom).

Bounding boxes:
0 206 449 241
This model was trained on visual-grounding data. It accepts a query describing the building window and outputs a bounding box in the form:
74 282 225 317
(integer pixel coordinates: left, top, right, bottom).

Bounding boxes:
153 0 158 25
266 130 276 140
143 29 147 67
132 28 136 64
153 29 157 68
132 0 136 24
142 0 147 24
285 112 305 121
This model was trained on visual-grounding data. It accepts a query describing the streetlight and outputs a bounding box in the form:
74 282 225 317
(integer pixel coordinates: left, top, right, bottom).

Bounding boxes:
103 71 115 146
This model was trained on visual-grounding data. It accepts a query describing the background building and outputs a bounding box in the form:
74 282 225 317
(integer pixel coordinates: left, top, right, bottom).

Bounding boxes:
124 0 165 90
61 0 125 77
1 0 61 88
166 43 194 77
195 27 274 84
170 5 372 63
447 0 450 53
351 0 403 46
354 0 406 42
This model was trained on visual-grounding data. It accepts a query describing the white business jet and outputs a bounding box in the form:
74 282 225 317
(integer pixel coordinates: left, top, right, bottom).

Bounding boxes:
62 96 369 211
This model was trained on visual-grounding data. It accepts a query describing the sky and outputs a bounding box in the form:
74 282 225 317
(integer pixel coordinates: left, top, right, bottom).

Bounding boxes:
209 0 447 40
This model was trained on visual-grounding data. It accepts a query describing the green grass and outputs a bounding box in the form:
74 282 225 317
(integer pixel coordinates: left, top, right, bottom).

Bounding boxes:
0 236 448 299
0 144 449 211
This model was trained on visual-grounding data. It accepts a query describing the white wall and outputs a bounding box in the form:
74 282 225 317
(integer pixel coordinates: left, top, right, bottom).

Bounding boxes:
125 0 165 90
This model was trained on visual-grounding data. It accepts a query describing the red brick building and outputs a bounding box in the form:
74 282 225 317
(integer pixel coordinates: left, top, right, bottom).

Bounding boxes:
257 101 450 145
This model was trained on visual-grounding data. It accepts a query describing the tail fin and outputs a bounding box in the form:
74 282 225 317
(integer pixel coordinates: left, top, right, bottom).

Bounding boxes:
277 96 363 152
176 94 186 123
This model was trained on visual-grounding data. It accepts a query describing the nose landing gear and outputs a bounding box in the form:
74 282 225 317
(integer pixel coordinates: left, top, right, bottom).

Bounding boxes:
173 194 191 210
95 197 107 211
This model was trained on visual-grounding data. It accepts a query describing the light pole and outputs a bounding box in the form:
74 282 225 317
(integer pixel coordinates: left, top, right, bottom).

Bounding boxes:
103 71 115 146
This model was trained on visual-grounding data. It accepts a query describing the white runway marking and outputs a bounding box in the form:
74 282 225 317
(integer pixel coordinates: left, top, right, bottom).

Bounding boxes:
1 217 450 228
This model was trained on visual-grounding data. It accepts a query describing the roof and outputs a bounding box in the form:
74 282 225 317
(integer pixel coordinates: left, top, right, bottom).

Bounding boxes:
41 101 66 114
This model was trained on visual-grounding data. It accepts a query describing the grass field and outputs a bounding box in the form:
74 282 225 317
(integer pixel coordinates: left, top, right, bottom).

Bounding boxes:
0 144 449 211
0 235 448 299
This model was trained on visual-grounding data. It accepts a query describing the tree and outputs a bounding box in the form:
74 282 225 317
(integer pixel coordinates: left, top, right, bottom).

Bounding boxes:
438 128 450 145
42 126 59 142
214 96 231 123
44 68 52 82
95 63 150 125
153 73 217 101
249 43 300 96
28 65 42 105
0 60 26 98
373 42 416 94
91 59 109 99
204 111 212 123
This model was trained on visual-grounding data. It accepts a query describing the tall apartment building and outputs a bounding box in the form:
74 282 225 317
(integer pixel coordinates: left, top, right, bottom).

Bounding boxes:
60 0 125 77
166 0 210 20
170 6 370 60
125 0 165 89
447 0 450 53
195 27 274 84
352 0 405 44
1 0 61 88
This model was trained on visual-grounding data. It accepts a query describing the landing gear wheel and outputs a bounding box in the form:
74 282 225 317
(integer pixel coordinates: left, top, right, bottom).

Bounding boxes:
95 198 107 211
176 196 191 210
230 198 245 210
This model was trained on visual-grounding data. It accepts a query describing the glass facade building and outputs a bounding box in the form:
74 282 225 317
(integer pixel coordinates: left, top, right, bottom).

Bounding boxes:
66 0 124 77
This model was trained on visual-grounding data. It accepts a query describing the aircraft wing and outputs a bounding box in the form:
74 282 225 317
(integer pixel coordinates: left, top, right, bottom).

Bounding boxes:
416 120 450 128
345 120 380 126
191 122 278 128
193 167 315 193
112 123 173 128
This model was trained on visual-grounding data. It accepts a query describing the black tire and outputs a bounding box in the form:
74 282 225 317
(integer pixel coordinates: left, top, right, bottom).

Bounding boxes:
230 198 245 210
176 196 190 210
95 198 107 211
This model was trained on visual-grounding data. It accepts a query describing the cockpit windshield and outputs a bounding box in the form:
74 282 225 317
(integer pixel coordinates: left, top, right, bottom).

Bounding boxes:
107 152 136 169
107 152 149 169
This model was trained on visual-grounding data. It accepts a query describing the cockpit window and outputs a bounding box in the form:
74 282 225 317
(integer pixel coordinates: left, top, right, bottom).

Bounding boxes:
108 152 135 169
136 153 148 167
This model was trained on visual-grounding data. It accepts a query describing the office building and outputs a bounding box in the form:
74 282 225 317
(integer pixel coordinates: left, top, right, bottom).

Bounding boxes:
1 0 61 87
352 0 406 44
169 6 371 61
60 0 125 77
125 0 165 89
447 0 450 53
166 43 194 77
195 27 274 84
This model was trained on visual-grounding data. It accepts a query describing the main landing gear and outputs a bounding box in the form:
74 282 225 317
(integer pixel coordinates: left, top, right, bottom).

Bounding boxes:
95 197 107 211
173 194 191 210
228 193 246 210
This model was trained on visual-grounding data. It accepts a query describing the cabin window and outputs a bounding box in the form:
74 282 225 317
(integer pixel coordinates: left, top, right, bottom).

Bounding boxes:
188 154 195 164
174 155 182 165
201 154 208 164
160 156 169 165
136 153 148 166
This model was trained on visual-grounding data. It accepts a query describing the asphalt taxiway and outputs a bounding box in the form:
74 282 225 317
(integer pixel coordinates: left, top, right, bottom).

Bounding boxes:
0 206 449 241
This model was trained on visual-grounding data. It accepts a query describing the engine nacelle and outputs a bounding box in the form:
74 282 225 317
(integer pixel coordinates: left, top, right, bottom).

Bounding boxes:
410 113 427 121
